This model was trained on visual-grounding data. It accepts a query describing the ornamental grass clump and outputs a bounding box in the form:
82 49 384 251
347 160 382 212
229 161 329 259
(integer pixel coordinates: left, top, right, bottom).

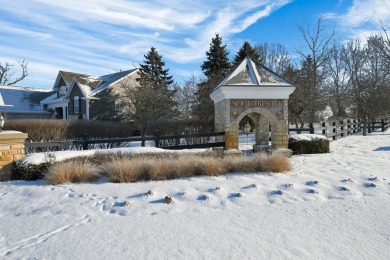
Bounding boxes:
148 159 176 180
46 160 100 185
257 154 292 172
224 157 257 173
42 152 291 184
101 158 149 183
199 157 226 176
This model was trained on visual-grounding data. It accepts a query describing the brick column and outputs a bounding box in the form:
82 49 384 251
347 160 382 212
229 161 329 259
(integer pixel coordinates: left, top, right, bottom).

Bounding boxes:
0 131 28 181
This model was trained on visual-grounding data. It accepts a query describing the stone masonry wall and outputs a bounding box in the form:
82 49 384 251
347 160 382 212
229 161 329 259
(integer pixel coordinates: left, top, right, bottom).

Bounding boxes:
0 131 28 181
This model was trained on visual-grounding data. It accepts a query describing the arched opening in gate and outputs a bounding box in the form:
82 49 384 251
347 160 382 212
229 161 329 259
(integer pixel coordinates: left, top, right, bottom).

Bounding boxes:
233 108 278 153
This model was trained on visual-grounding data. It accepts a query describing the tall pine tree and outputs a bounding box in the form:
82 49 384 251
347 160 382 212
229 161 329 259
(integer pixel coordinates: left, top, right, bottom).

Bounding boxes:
232 41 260 67
140 47 174 89
200 34 231 80
122 47 177 145
193 34 231 121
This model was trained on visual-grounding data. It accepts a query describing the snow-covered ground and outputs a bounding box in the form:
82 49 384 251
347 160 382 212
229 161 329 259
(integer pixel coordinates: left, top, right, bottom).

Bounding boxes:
1 131 389 259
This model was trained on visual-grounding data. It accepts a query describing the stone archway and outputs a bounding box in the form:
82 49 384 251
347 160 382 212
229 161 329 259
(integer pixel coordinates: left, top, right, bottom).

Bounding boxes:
234 107 277 149
210 56 295 152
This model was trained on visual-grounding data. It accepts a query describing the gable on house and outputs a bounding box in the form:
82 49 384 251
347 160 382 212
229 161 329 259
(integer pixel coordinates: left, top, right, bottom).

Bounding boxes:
42 69 139 120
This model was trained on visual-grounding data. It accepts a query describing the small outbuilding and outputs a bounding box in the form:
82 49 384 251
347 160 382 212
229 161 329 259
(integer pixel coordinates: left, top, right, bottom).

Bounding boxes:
210 56 295 151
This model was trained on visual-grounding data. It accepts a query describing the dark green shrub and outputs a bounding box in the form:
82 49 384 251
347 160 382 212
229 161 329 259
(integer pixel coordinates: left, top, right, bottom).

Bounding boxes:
12 161 51 181
288 138 330 155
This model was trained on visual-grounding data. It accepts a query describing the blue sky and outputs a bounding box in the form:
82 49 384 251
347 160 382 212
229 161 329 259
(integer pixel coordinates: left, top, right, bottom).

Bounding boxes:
1 0 389 89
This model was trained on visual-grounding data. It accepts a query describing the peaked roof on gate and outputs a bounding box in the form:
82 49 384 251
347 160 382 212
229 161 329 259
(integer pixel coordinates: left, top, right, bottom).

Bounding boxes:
213 56 292 91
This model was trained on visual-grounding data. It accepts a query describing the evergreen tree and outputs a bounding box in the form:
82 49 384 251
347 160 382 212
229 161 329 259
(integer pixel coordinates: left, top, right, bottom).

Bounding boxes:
139 47 174 89
200 33 231 80
232 41 260 67
193 34 231 121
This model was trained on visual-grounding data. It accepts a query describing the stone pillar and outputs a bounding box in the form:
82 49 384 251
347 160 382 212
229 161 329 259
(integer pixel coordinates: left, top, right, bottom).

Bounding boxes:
272 121 289 149
0 131 28 181
257 116 270 146
224 128 242 157
225 129 239 150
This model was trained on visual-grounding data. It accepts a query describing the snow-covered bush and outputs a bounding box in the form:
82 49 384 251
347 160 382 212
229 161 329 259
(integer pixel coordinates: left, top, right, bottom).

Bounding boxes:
12 161 51 180
12 152 57 180
288 134 330 154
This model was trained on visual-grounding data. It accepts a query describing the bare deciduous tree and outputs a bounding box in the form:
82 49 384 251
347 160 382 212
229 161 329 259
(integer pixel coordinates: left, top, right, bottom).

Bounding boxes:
296 17 335 123
0 59 28 85
174 75 198 119
379 23 390 62
324 42 351 118
121 76 176 146
255 42 291 75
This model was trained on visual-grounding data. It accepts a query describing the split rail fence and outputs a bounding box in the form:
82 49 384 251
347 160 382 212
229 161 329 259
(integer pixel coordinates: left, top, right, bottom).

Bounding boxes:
24 131 225 153
288 119 388 140
24 119 388 154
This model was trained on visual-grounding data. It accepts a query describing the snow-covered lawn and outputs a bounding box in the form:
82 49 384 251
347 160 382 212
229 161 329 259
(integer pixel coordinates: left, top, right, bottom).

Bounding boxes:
1 131 389 259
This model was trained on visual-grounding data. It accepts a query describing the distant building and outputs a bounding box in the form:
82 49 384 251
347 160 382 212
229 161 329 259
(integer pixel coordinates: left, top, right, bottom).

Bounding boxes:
0 85 53 120
0 69 140 121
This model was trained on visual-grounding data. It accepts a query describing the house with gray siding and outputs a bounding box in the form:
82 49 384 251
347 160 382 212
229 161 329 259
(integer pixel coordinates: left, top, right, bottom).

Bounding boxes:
42 69 140 120
0 69 140 121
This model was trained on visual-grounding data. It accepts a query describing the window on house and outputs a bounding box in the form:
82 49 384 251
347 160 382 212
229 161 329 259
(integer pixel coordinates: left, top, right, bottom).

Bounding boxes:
115 99 123 111
74 96 80 114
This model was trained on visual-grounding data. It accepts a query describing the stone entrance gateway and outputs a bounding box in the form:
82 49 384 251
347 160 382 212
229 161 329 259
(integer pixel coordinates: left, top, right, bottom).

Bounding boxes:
210 56 295 152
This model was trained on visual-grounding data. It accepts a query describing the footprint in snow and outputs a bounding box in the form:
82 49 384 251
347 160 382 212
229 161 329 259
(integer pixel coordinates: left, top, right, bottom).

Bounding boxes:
339 186 350 192
198 195 211 201
242 184 257 189
281 183 294 190
306 180 319 186
306 189 318 194
367 177 378 181
127 193 147 199
228 193 243 199
341 178 353 183
270 190 284 195
364 183 377 188
208 187 221 193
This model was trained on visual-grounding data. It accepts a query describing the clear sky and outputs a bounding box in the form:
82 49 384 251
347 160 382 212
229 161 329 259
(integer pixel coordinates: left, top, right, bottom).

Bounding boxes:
1 0 389 89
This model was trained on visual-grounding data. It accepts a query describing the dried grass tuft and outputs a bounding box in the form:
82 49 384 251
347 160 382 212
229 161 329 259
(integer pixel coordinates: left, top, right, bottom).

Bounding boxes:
49 152 291 184
257 154 292 172
101 158 149 183
46 160 100 185
199 158 225 176
148 160 175 180
173 156 200 178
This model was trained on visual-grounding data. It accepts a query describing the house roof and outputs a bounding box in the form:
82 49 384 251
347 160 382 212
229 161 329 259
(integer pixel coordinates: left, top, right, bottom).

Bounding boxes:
43 69 138 105
0 85 53 113
90 69 138 96
64 69 138 99
213 56 292 91
210 56 295 103
59 71 101 89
